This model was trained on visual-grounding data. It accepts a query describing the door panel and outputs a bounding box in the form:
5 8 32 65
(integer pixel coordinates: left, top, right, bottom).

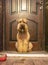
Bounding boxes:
10 0 18 14
30 0 36 13
5 0 44 51
27 20 38 41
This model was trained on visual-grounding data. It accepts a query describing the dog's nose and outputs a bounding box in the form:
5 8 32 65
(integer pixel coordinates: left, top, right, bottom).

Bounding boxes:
22 29 24 32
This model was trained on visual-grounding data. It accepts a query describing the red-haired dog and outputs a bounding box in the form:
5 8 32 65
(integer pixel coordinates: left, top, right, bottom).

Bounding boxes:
15 19 33 53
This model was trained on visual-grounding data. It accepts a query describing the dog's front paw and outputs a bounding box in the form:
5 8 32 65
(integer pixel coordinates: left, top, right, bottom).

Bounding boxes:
28 42 33 52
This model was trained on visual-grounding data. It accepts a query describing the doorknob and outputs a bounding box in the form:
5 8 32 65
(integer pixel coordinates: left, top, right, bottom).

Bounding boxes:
36 0 43 10
40 1 43 5
40 1 43 10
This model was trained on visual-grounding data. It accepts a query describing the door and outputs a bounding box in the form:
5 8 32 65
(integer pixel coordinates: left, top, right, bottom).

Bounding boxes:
4 0 44 51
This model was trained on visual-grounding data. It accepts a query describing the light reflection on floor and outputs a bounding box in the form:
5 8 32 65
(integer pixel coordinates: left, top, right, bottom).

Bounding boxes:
7 54 48 57
0 51 48 57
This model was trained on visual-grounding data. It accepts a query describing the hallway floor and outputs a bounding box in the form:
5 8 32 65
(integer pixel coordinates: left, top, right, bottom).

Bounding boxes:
0 51 48 65
0 56 48 65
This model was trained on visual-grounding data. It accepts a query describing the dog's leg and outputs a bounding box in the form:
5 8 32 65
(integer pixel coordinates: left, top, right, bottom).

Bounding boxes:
17 40 23 52
15 42 18 51
22 40 28 52
28 42 33 52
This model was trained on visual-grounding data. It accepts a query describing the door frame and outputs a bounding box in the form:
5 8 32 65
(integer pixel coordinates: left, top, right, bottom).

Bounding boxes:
3 0 6 50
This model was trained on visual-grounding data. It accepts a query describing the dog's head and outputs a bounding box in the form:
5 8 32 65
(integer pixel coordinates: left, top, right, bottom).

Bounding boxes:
19 24 26 33
18 18 28 33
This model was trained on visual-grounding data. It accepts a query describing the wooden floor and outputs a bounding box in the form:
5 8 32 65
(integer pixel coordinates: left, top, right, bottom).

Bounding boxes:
0 57 48 65
0 51 48 65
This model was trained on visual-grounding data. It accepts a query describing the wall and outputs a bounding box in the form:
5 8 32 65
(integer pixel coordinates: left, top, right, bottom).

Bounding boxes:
45 0 48 51
0 0 3 51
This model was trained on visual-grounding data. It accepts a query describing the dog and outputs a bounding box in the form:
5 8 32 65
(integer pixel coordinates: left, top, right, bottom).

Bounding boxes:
15 18 33 52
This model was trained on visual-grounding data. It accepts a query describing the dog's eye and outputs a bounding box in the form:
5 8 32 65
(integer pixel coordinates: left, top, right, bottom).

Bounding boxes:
20 21 21 23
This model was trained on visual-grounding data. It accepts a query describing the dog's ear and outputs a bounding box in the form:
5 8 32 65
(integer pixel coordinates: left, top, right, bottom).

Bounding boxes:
18 19 22 23
23 18 27 23
17 24 20 31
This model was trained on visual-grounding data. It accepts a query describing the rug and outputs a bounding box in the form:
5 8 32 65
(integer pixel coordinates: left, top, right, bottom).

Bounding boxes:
0 57 48 65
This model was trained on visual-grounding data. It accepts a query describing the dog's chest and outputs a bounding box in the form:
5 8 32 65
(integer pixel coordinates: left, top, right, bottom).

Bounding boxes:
19 33 27 40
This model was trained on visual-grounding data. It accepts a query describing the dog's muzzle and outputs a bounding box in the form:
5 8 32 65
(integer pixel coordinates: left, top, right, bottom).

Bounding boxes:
19 24 26 33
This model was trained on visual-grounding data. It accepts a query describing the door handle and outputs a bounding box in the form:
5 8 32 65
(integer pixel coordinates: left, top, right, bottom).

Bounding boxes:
40 1 43 10
36 0 43 10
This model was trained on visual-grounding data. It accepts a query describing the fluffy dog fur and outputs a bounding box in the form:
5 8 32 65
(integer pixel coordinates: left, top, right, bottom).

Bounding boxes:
15 19 33 52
